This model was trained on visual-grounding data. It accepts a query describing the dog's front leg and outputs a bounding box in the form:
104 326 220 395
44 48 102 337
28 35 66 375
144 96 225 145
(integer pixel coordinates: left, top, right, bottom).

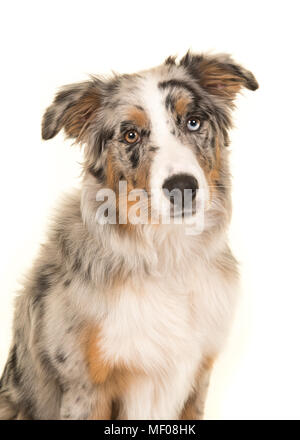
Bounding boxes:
51 322 113 420
60 382 112 420
59 381 96 420
180 356 214 420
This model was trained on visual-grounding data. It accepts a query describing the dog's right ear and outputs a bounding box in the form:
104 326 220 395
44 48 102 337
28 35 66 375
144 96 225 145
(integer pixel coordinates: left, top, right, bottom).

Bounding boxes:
42 80 101 142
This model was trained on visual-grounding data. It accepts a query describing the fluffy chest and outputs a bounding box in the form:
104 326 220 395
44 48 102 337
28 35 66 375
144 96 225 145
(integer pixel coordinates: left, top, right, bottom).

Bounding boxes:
97 264 237 373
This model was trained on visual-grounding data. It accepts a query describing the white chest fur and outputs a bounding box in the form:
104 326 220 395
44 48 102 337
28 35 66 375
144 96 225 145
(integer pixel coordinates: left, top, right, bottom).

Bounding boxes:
97 257 238 419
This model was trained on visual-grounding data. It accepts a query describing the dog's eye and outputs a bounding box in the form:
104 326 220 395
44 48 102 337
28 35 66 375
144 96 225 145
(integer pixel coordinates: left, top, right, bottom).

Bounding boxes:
124 130 140 144
187 118 201 132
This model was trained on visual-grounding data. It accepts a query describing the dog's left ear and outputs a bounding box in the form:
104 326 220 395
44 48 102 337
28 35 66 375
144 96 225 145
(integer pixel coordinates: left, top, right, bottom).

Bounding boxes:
180 52 258 101
42 80 101 141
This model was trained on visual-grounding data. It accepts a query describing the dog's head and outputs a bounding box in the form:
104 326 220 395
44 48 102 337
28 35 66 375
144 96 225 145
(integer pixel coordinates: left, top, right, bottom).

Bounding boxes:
42 52 258 233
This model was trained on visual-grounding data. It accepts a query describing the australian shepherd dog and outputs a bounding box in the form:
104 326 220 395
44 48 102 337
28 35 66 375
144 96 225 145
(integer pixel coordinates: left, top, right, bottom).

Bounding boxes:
0 52 258 420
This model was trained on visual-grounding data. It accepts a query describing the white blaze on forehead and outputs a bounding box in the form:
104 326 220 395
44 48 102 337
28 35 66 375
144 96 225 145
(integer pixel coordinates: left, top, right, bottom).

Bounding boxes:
138 73 209 217
139 74 172 143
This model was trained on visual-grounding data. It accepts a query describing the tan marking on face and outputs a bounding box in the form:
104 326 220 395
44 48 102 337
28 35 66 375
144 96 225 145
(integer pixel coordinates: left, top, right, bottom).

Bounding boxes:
196 153 212 202
133 156 151 191
209 137 221 183
127 107 148 129
196 137 221 202
118 162 152 232
175 97 189 116
105 147 152 232
106 154 115 189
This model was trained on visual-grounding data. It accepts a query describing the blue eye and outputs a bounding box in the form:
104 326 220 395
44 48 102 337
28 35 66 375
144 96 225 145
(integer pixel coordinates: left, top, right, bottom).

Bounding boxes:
187 118 201 131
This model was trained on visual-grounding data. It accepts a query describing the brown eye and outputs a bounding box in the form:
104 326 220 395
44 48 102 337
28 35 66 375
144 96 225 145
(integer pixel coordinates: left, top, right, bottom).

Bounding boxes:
187 118 201 131
124 130 140 144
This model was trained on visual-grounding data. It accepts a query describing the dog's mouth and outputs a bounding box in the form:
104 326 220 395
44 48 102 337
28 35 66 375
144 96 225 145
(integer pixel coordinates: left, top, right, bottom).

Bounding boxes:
171 209 197 219
168 203 198 219
162 187 199 219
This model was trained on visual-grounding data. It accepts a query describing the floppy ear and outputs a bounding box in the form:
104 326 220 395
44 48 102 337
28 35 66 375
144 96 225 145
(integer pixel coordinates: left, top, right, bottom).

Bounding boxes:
42 79 101 141
180 52 258 101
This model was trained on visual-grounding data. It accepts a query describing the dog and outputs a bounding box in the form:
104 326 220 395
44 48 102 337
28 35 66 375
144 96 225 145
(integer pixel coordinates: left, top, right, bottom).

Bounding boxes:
0 52 258 420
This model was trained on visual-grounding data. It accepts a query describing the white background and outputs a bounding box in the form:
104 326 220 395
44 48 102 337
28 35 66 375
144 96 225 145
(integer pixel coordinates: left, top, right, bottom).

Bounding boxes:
0 0 299 420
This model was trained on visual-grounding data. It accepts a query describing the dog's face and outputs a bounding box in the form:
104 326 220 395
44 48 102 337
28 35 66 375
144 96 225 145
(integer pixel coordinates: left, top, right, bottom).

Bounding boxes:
42 53 258 230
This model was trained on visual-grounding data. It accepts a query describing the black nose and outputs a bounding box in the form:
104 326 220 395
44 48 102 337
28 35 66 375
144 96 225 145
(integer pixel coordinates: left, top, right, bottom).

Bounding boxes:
162 174 198 204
